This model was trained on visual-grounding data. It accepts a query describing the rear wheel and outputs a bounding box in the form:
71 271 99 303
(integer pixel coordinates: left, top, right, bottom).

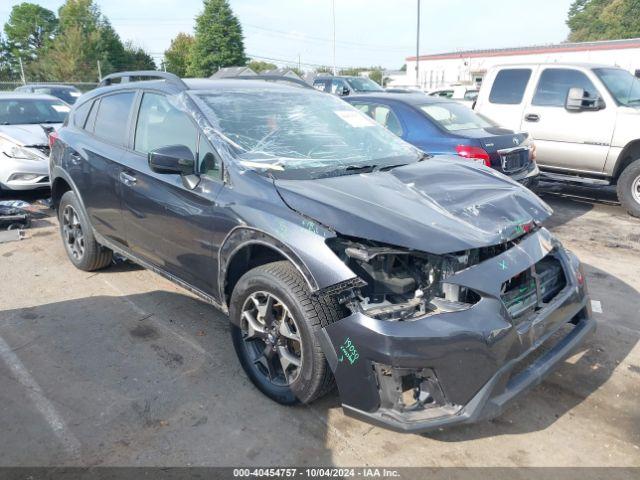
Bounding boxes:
58 190 113 271
617 159 640 218
230 261 346 405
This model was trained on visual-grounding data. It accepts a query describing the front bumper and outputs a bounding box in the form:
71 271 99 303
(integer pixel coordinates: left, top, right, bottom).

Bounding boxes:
318 228 594 433
0 156 50 191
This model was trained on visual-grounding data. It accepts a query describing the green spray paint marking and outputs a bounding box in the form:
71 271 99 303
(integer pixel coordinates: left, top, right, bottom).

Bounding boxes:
302 219 320 235
498 260 508 271
337 337 360 365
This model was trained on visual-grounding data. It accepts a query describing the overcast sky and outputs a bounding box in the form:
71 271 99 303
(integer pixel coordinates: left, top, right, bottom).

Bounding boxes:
1 0 575 70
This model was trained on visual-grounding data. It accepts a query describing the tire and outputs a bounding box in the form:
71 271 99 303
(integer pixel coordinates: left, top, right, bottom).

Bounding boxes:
230 261 346 405
617 159 640 218
58 190 113 271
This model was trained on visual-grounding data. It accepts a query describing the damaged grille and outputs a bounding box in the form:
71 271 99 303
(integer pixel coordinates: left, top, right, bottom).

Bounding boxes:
501 253 566 323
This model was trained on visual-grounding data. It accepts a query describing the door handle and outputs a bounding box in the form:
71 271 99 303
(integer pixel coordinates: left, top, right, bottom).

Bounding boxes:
525 113 540 122
119 171 137 186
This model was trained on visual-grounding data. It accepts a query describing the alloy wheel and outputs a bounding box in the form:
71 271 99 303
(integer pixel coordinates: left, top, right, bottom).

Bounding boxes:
240 291 303 387
632 174 640 205
62 205 85 260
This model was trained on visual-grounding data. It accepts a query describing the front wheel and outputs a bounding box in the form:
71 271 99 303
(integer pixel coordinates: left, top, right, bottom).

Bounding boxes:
617 159 640 218
230 261 346 405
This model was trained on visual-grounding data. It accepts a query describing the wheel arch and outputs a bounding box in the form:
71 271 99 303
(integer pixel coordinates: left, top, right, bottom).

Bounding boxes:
613 140 640 182
218 227 319 313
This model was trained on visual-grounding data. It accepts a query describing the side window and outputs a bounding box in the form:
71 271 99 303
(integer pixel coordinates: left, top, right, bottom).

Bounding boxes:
352 103 403 136
331 79 348 95
373 105 403 136
533 69 598 107
489 69 532 105
134 92 198 156
313 80 327 92
93 92 135 145
85 99 99 132
197 134 221 179
73 101 93 128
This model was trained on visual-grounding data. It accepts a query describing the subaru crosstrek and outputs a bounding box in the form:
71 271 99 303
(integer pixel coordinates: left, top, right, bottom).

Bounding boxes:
50 71 594 432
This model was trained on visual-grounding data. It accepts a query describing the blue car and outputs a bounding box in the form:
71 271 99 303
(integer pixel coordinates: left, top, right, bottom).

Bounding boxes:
344 93 539 187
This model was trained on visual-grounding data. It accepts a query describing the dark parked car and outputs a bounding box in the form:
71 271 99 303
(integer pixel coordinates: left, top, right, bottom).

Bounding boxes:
50 71 593 433
345 93 540 188
313 75 384 96
15 84 82 104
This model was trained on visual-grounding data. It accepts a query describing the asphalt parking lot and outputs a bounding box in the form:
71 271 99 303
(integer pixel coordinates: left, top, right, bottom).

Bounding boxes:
0 183 639 469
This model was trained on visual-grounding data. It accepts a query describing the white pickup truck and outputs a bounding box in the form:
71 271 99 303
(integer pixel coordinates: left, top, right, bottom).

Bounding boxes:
475 63 640 217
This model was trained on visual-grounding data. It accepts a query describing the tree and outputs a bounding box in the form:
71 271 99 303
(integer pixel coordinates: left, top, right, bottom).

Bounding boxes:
39 25 100 81
0 35 16 81
247 59 277 73
4 3 57 63
187 0 247 77
164 33 195 77
122 41 156 71
567 0 640 41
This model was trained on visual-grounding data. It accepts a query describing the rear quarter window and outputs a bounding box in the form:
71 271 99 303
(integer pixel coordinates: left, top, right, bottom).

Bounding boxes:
73 101 93 128
489 69 532 105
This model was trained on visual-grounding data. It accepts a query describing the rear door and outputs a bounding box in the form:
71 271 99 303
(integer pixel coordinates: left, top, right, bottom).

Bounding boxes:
477 68 534 130
72 91 135 246
119 91 223 294
522 67 616 173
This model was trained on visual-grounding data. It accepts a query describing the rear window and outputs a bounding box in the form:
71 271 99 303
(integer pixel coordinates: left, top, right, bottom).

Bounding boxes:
420 102 494 131
489 69 532 105
93 92 135 146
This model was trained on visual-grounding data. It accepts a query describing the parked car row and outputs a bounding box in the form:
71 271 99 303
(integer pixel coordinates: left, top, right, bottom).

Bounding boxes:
475 63 640 217
41 71 593 434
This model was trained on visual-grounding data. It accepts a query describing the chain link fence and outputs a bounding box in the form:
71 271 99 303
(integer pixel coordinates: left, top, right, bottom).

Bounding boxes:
0 81 98 92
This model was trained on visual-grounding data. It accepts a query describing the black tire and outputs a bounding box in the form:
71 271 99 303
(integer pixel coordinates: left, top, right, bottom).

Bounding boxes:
617 159 640 218
58 190 113 271
230 261 346 405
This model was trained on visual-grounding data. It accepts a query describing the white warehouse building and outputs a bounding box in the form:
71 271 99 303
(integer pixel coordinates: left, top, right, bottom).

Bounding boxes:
404 38 640 91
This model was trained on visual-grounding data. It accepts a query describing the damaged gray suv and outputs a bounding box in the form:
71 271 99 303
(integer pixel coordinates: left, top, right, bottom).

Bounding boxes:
50 71 594 433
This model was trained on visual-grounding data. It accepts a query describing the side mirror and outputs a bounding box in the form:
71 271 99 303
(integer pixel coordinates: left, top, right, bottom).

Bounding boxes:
566 87 605 111
340 86 350 96
148 145 195 175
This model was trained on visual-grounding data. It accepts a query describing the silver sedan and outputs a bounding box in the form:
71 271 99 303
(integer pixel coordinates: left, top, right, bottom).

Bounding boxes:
0 93 70 192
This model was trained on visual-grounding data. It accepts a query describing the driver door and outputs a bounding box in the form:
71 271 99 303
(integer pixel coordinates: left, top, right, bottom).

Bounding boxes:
119 91 223 294
522 67 616 174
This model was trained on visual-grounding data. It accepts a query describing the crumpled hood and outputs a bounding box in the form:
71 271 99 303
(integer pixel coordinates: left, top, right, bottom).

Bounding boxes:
275 157 553 254
0 124 61 146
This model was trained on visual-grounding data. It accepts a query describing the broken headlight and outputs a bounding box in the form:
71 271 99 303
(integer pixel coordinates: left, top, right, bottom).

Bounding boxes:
327 237 481 321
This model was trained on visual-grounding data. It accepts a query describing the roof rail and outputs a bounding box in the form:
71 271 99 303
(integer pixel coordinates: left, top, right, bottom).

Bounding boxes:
230 75 313 89
98 71 189 90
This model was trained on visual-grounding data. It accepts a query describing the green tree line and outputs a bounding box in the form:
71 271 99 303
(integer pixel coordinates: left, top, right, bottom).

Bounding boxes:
567 0 640 41
1 0 155 82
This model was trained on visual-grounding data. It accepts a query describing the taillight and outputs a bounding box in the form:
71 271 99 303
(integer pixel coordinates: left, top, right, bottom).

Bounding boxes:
48 131 59 149
455 145 491 167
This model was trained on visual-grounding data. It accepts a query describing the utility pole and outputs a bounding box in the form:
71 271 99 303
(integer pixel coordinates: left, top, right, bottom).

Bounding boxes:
97 60 102 81
332 0 337 75
18 57 26 85
416 0 421 88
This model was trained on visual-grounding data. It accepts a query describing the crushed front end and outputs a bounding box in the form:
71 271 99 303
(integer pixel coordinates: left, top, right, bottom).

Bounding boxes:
317 227 594 432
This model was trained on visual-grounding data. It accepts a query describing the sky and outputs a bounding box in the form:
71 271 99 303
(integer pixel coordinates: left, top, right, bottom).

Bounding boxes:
0 0 575 70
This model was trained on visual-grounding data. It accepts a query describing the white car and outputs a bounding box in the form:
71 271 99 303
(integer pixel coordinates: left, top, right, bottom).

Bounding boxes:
429 86 479 108
0 93 69 192
475 63 640 217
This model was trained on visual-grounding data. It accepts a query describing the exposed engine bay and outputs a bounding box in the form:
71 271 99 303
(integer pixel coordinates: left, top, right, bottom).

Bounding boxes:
328 236 528 321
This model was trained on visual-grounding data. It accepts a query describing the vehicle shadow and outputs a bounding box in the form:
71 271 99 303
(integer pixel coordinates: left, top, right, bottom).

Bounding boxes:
0 289 334 466
535 181 622 229
423 262 639 442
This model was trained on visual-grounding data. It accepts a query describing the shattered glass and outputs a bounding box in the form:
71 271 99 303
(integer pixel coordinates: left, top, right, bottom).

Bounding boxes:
182 89 420 179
